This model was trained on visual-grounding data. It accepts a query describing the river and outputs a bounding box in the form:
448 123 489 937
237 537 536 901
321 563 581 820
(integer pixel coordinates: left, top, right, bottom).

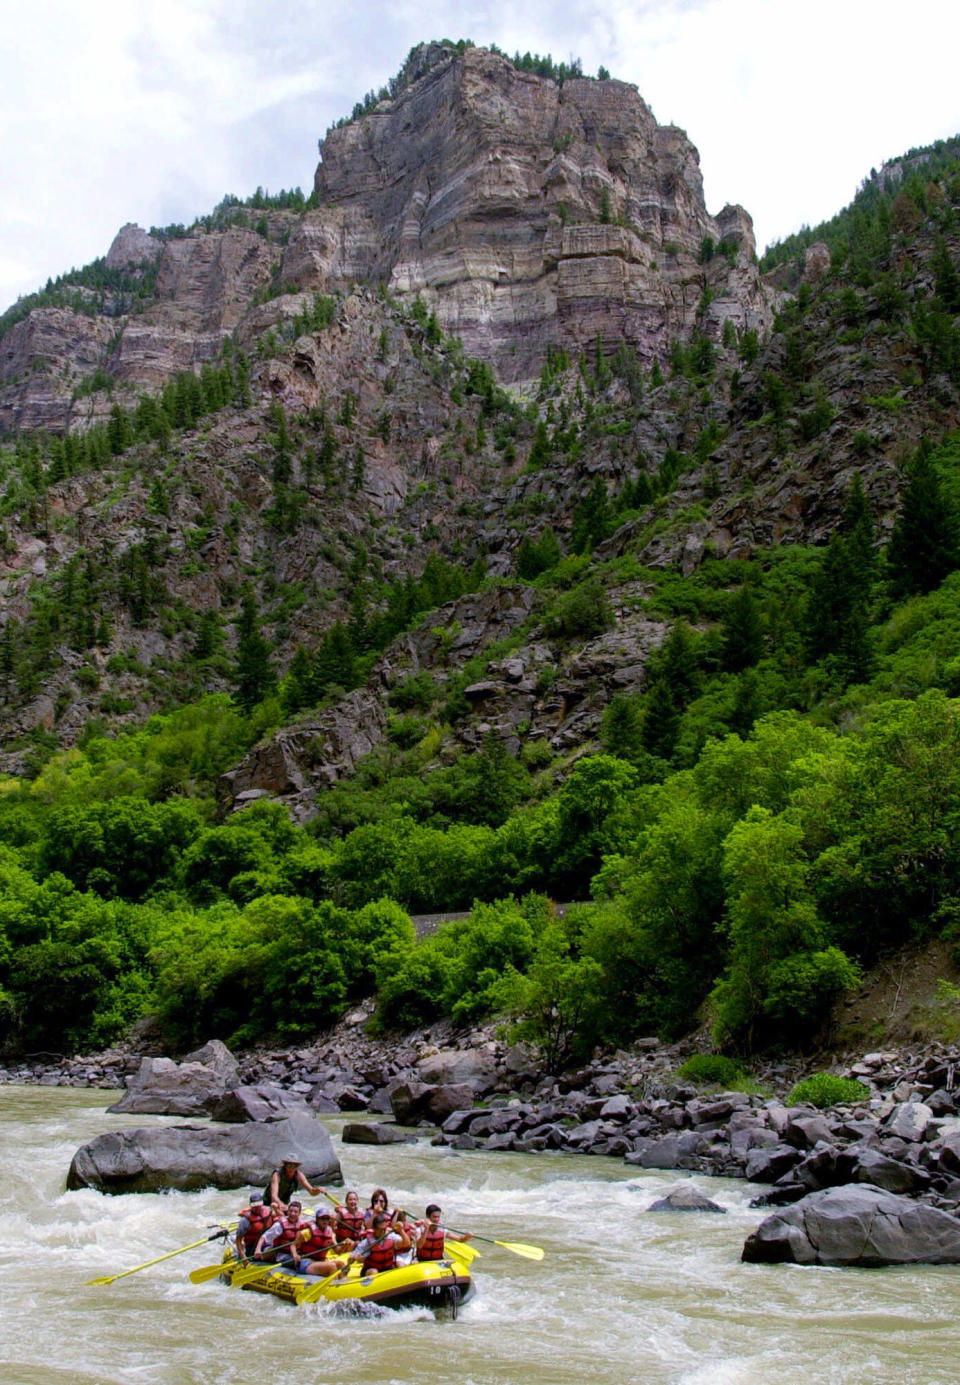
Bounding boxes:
3 1086 960 1384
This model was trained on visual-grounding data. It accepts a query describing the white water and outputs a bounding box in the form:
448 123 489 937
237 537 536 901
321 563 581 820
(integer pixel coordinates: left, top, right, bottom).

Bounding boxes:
4 1087 960 1384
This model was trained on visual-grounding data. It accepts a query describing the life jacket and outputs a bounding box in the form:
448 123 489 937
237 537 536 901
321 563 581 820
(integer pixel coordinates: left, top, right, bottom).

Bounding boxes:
272 1216 307 1251
264 1168 299 1205
240 1205 274 1251
298 1224 336 1259
336 1209 365 1240
417 1225 446 1261
363 1234 398 1273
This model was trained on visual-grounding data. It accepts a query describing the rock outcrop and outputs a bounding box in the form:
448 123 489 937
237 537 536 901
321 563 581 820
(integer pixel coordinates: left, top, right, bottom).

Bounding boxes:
741 1185 960 1266
304 45 770 380
66 1112 340 1193
0 43 773 435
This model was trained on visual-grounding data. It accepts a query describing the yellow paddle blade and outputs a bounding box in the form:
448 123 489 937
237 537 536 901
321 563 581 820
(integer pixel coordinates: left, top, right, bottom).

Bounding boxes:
297 1271 349 1305
189 1262 235 1284
493 1240 544 1261
444 1240 479 1268
230 1263 277 1287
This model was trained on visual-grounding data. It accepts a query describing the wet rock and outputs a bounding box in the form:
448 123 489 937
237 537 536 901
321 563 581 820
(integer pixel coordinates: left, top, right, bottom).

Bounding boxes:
742 1184 960 1266
646 1184 726 1213
341 1122 416 1146
67 1112 341 1194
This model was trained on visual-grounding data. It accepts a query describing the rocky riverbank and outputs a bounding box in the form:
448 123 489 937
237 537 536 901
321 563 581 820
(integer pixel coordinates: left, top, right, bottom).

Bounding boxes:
9 1021 960 1217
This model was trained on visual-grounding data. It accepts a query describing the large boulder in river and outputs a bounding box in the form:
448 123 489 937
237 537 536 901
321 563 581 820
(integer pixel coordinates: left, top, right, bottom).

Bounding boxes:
106 1056 229 1116
341 1121 417 1146
66 1112 340 1194
742 1184 960 1266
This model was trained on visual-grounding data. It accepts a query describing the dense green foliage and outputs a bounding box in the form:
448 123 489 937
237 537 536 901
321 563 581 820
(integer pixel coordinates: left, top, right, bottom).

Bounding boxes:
676 1055 745 1087
787 1074 872 1108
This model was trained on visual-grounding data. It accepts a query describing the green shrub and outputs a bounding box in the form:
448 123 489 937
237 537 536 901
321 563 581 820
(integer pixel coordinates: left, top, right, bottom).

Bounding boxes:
677 1054 744 1087
787 1073 871 1108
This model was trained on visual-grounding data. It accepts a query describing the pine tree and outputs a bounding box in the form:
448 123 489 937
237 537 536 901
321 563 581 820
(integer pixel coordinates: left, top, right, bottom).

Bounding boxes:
233 589 275 710
887 440 960 597
601 694 643 761
721 585 764 672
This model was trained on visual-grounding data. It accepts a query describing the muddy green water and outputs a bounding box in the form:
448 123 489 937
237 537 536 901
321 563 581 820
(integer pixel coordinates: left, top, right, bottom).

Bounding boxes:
3 1086 960 1384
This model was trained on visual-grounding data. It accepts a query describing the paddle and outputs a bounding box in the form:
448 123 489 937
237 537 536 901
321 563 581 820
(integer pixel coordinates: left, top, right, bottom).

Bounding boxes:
86 1228 231 1287
296 1268 352 1305
189 1260 246 1285
443 1238 479 1269
447 1229 544 1261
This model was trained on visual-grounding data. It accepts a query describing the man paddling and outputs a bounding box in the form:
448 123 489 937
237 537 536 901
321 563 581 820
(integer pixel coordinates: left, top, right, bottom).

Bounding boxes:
347 1210 411 1275
415 1204 472 1261
235 1193 276 1262
264 1154 327 1213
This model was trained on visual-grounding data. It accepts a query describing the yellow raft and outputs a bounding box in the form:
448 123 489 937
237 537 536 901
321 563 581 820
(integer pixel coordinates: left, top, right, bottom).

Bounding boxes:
220 1251 473 1315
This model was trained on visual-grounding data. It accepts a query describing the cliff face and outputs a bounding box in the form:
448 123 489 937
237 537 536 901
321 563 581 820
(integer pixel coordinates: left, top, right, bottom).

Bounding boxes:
0 44 772 432
298 45 769 377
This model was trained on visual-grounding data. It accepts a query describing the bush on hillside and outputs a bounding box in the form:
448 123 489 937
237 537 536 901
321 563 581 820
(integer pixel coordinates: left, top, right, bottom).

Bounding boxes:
676 1054 744 1087
787 1073 871 1108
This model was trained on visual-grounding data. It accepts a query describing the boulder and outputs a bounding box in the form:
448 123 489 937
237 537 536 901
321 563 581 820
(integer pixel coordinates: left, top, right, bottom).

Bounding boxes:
341 1122 416 1146
182 1039 240 1084
886 1101 934 1142
426 1084 476 1120
849 1147 930 1195
742 1184 960 1266
66 1112 341 1194
106 1057 228 1116
208 1083 307 1123
646 1184 726 1213
389 1080 434 1124
416 1048 498 1092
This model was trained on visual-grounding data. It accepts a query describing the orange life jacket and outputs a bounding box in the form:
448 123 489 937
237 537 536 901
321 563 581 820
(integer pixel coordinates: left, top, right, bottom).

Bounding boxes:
363 1234 398 1273
272 1216 306 1250
417 1225 445 1260
239 1205 274 1251
298 1224 336 1259
337 1209 365 1240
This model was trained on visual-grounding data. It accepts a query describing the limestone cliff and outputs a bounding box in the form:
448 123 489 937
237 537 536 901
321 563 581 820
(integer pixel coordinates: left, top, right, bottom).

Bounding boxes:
0 42 771 432
299 44 769 378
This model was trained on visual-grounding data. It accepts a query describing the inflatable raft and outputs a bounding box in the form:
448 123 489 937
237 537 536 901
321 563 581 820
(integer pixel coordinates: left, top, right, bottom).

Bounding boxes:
220 1252 473 1315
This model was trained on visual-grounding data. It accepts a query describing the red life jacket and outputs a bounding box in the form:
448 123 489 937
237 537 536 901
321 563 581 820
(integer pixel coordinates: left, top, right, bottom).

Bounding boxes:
363 1234 398 1273
298 1224 336 1259
417 1225 445 1261
240 1205 274 1251
272 1216 306 1250
337 1209 365 1240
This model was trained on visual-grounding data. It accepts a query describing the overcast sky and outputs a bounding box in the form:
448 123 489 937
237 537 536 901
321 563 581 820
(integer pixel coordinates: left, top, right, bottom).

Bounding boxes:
1 0 957 310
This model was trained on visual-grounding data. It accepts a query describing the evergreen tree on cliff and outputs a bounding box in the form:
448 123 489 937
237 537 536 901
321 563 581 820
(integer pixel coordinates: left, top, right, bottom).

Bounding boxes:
887 440 960 597
233 588 275 711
